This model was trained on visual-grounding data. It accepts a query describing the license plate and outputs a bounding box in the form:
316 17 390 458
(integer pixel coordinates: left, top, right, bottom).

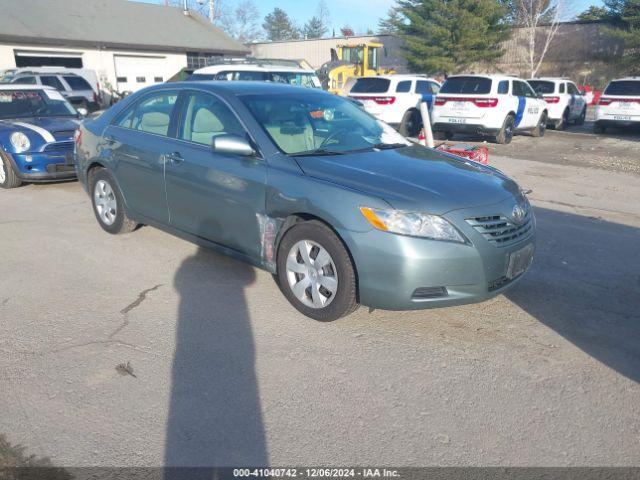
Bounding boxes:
448 118 466 124
613 115 631 121
506 244 534 279
619 103 631 109
451 101 468 110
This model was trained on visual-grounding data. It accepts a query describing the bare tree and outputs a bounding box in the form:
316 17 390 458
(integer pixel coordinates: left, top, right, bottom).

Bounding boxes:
513 0 566 77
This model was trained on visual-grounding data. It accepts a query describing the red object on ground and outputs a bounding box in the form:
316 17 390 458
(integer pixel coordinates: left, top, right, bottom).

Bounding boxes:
436 143 489 165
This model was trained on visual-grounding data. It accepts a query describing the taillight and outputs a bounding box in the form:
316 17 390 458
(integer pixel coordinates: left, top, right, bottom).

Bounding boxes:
433 97 498 107
598 97 613 105
353 96 396 105
544 96 560 104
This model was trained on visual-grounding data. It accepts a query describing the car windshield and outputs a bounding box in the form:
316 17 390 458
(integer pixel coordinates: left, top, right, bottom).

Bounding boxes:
269 72 321 89
241 92 410 155
0 89 77 118
528 80 555 94
604 81 640 96
440 77 492 94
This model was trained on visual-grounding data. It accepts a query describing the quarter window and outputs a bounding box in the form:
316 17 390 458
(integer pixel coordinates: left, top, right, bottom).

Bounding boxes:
415 80 438 94
396 81 411 93
13 76 36 85
179 91 246 146
116 91 178 136
498 80 509 94
559 83 565 94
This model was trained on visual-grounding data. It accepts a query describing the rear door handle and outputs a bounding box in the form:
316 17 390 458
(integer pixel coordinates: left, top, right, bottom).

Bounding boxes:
164 152 184 165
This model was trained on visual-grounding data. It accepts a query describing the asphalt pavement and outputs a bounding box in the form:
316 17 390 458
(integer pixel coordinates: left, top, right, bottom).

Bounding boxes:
1 140 639 467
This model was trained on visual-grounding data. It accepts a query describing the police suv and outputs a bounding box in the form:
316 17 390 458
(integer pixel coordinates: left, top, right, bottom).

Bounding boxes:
594 77 640 133
528 77 587 130
431 75 548 144
348 75 441 137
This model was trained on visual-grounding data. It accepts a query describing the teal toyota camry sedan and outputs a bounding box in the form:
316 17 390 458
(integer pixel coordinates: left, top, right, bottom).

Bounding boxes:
76 82 535 321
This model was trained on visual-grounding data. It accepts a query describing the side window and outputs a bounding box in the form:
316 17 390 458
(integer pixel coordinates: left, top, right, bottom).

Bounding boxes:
396 81 411 93
428 81 440 94
13 76 36 85
512 81 525 97
40 76 65 91
559 83 566 94
179 91 246 146
523 82 537 98
415 81 434 94
497 80 509 94
116 91 178 136
567 83 579 95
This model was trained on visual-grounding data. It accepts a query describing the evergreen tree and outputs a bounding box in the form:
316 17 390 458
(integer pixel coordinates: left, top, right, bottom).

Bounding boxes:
577 5 610 21
605 0 640 72
263 8 300 41
392 0 510 74
303 16 327 38
378 7 404 34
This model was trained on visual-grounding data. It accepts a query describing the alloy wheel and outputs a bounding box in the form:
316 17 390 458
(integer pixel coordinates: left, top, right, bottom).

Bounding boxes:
286 240 339 309
94 179 117 226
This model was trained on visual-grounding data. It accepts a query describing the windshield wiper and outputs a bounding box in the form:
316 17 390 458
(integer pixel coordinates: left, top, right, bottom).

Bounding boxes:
291 148 345 157
371 142 408 150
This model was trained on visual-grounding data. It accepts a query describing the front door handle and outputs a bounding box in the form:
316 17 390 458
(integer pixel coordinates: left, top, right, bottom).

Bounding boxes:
104 135 116 145
164 152 184 165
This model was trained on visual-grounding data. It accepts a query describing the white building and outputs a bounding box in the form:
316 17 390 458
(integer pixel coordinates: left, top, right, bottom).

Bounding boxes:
0 0 248 94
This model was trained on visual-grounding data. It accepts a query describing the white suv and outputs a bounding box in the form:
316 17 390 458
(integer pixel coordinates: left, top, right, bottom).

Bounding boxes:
594 77 640 133
528 78 587 129
348 75 441 137
431 75 548 144
190 63 322 89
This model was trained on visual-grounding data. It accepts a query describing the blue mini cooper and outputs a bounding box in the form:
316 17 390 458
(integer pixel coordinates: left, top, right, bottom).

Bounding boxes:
0 85 81 188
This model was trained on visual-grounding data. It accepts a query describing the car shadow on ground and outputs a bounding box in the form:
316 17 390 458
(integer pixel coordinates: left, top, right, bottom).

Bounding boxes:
164 247 267 474
506 206 640 383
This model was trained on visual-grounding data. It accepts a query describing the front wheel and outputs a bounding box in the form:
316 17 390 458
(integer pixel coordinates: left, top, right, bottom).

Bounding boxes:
555 109 569 130
531 112 547 137
0 153 22 189
494 115 515 144
276 220 358 322
399 109 422 138
90 168 138 234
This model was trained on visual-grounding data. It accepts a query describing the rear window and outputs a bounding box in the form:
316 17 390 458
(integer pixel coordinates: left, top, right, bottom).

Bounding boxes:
440 76 492 94
604 81 640 96
528 80 555 94
63 76 92 90
351 77 391 94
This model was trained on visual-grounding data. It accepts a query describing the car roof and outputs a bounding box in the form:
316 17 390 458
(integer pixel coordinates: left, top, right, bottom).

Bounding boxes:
445 74 520 81
609 77 640 82
369 74 440 83
529 77 573 82
195 64 316 74
0 84 56 91
157 81 327 96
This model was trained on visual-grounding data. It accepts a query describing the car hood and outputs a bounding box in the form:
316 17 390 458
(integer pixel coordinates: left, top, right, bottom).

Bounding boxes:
294 145 522 214
0 116 80 140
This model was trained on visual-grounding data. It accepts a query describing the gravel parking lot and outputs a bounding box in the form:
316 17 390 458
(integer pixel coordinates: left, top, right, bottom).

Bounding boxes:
1 128 639 467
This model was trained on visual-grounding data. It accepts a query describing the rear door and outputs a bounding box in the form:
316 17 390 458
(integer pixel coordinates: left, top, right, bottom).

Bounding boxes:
567 82 585 119
164 90 267 259
103 89 179 223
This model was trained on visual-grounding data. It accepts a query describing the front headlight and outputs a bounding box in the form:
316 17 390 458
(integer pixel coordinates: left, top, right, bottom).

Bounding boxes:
10 131 30 152
360 206 467 243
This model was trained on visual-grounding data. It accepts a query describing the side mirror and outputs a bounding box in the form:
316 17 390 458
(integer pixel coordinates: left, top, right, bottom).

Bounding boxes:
77 107 88 117
212 134 255 157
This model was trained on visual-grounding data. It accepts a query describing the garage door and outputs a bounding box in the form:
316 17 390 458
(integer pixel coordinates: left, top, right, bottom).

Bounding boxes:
114 55 167 93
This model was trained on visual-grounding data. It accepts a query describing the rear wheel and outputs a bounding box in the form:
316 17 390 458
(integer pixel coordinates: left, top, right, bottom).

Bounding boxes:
276 220 358 322
90 168 138 234
555 108 569 130
494 114 515 144
399 109 422 138
0 153 22 189
531 112 547 137
575 106 586 125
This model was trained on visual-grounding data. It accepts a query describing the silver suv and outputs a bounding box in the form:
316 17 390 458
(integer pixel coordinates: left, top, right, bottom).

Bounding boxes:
11 71 99 111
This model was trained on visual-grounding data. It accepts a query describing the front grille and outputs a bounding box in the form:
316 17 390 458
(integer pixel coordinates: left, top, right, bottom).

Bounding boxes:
53 130 76 139
466 213 533 246
43 141 74 152
45 164 75 173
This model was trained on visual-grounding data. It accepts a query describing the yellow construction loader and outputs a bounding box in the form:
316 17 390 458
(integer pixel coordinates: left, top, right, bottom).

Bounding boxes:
318 42 395 95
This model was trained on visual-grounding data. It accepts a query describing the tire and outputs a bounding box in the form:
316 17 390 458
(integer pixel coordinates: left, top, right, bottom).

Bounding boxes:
0 153 22 189
90 168 137 234
399 109 422 138
556 109 569 131
575 106 586 126
494 114 515 144
276 220 358 322
531 112 547 137
594 122 605 134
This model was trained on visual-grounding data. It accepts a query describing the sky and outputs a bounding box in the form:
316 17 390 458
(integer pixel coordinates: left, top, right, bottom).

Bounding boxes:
135 0 605 35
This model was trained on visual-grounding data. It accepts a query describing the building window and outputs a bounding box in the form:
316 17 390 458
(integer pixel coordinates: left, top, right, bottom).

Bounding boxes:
154 76 163 83
187 52 223 69
136 77 146 83
116 77 127 83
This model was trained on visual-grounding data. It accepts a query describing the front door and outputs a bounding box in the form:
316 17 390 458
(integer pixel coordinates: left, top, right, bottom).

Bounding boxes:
106 89 179 223
512 80 539 129
164 90 267 260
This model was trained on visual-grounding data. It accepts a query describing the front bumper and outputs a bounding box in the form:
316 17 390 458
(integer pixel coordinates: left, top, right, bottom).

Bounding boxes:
5 151 77 182
432 122 500 136
339 198 536 310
